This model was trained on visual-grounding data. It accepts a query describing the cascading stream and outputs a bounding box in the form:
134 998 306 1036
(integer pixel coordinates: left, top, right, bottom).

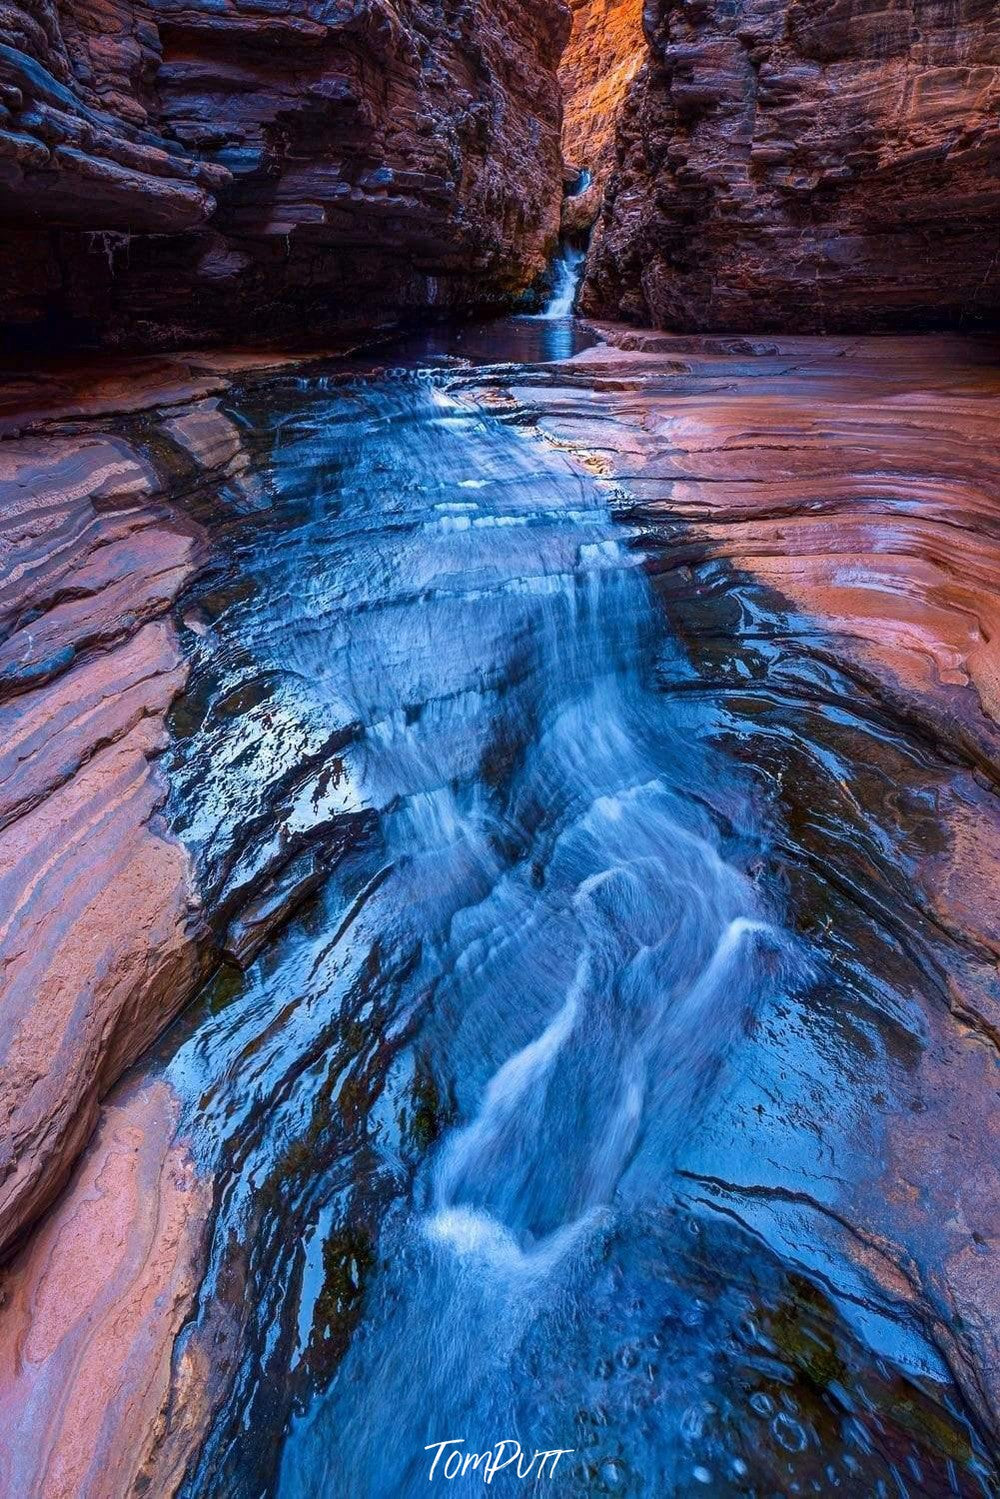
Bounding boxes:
537 243 587 318
260 377 800 1495
154 324 997 1499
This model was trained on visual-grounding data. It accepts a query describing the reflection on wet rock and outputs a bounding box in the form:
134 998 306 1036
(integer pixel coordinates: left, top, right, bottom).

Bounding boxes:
164 329 1000 1494
2 324 999 1497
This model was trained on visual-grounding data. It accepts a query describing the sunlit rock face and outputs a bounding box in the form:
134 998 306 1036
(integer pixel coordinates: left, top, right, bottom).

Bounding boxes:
582 0 1000 331
557 0 645 238
559 0 644 181
0 0 569 348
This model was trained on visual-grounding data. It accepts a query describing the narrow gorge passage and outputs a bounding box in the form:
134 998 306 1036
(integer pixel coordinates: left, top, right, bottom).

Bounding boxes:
110 323 995 1497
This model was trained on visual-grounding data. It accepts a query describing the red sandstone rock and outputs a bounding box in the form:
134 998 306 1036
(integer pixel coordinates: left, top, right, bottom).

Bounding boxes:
3 333 1000 1488
514 327 1000 1440
0 348 379 1490
0 371 254 1256
0 0 222 235
0 356 226 436
0 1079 212 1499
564 329 1000 764
0 567 200 1256
558 0 645 240
582 0 1000 331
1 0 570 348
559 0 645 187
0 624 205 1255
0 343 396 1265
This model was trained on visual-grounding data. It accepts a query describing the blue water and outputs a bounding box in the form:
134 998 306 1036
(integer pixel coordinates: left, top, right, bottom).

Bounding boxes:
155 325 996 1497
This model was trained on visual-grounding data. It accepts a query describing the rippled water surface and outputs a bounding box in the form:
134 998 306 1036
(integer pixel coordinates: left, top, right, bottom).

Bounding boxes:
156 321 996 1496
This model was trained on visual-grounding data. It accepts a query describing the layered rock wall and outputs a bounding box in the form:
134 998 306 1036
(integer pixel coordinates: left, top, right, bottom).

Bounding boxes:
559 0 644 181
0 0 570 348
557 0 645 237
0 347 377 1261
582 0 1000 332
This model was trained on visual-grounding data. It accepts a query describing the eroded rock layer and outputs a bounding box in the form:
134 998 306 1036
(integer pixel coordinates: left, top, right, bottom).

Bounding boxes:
4 330 1000 1493
559 0 644 183
0 1081 210 1499
0 348 381 1496
0 0 569 348
582 0 1000 331
0 350 307 1256
518 327 1000 1442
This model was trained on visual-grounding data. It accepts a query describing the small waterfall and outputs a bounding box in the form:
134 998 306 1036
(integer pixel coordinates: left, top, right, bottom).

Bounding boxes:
536 242 586 319
160 349 990 1499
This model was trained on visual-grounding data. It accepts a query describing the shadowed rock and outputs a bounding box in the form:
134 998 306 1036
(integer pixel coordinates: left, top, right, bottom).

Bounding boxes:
582 0 1000 331
1 0 570 348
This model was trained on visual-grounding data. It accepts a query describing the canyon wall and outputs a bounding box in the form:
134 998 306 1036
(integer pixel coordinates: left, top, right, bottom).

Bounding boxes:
582 0 1000 332
0 0 570 349
558 0 645 237
0 357 244 1258
559 0 644 181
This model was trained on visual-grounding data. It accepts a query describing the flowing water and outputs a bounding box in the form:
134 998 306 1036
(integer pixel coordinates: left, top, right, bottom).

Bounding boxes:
537 244 587 319
154 321 997 1496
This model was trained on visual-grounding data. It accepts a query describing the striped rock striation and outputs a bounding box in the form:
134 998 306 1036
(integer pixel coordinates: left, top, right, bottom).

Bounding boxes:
0 348 326 1261
0 369 212 1259
581 0 1000 331
558 0 645 234
0 348 377 1495
0 0 570 348
0 1080 211 1499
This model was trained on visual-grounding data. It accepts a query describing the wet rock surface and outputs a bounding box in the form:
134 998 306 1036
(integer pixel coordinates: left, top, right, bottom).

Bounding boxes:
582 0 1000 331
0 348 384 1496
1 0 569 348
516 325 1000 1443
0 348 335 1257
2 324 1000 1493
